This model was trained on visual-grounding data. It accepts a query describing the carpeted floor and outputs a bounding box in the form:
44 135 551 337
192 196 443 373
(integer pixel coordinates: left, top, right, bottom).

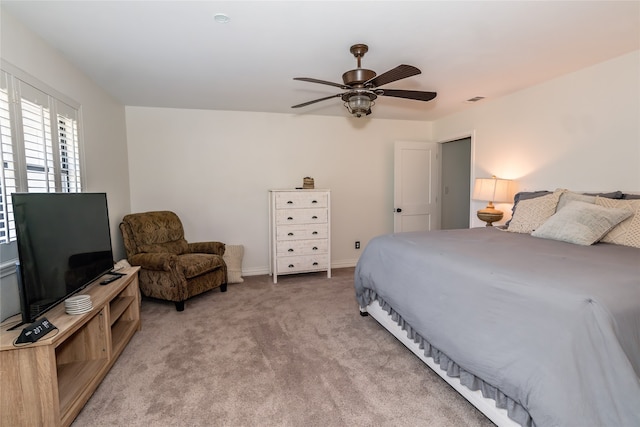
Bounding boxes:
71 268 494 427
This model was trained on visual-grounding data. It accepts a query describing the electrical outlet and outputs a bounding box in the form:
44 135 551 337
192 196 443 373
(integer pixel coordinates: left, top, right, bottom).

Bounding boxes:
355 241 360 249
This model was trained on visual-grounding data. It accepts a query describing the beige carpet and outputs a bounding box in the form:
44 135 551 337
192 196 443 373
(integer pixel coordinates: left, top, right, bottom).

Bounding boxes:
72 268 494 427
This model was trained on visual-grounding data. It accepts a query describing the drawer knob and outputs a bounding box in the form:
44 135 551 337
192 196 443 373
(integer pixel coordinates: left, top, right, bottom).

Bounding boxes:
288 264 295 268
312 216 318 219
312 200 318 204
287 200 293 204
287 217 293 220
312 231 318 235
312 262 318 266
288 248 294 252
312 247 318 251
288 232 294 236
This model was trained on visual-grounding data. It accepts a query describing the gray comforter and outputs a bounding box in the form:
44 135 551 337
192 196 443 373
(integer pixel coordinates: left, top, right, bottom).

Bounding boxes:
354 227 640 427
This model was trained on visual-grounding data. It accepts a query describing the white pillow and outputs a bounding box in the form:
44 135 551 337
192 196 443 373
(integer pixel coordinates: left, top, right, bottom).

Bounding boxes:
595 197 640 248
556 190 597 212
223 244 244 283
531 201 631 245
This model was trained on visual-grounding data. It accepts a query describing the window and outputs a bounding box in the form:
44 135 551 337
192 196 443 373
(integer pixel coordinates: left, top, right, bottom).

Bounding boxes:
0 65 83 244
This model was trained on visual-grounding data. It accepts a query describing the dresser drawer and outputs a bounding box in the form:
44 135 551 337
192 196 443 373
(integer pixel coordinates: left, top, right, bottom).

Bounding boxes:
274 192 328 209
276 208 327 225
276 254 329 274
276 239 328 256
276 224 328 241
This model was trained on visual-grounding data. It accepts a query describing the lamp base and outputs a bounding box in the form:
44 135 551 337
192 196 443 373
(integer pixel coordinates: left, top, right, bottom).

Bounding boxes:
477 208 503 227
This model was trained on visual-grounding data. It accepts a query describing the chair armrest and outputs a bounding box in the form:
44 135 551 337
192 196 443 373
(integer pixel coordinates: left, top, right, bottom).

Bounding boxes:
187 241 225 256
128 253 177 272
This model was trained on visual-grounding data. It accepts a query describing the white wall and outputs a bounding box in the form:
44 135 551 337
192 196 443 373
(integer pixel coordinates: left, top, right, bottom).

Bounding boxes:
125 107 432 274
0 10 131 320
434 50 640 227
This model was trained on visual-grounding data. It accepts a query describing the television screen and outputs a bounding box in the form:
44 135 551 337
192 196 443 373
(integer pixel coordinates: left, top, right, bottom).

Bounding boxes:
13 192 114 324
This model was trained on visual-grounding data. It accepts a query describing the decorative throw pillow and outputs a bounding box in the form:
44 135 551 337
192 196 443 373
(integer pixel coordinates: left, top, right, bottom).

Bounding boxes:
556 190 623 212
556 190 597 212
505 190 552 227
223 244 244 283
531 201 632 245
507 190 564 233
595 197 640 248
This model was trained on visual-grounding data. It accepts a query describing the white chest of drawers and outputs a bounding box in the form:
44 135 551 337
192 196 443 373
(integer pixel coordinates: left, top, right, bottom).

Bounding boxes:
269 189 331 283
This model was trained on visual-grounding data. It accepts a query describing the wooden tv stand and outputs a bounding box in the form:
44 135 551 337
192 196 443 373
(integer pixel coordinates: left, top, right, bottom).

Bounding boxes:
0 266 141 427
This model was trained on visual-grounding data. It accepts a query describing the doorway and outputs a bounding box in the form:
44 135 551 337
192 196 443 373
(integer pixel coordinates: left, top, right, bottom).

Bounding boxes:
440 137 471 229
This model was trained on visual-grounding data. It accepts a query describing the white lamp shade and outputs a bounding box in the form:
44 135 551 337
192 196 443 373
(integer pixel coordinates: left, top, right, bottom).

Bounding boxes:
472 177 513 203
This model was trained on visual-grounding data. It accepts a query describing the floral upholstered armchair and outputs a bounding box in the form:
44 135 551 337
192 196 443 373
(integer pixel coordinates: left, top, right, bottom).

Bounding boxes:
119 211 227 311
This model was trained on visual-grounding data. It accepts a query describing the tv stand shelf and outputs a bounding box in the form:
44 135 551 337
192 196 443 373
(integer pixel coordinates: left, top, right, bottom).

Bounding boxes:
0 266 140 427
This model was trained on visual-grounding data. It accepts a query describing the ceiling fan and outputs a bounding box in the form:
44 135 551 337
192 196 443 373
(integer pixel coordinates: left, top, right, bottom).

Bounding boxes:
292 44 437 118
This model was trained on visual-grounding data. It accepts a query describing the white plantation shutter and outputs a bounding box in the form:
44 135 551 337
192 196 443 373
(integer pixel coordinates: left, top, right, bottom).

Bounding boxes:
0 65 83 243
19 84 55 192
0 72 16 243
56 102 81 193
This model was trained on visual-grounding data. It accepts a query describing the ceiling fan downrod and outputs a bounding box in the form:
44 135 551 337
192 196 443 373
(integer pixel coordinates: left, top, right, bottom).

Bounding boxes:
350 44 368 67
343 44 377 87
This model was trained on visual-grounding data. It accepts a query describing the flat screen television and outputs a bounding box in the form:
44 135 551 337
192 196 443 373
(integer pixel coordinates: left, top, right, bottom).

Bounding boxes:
13 192 114 325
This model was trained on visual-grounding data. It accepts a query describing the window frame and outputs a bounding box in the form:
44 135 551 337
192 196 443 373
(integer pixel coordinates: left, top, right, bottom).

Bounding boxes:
0 60 85 245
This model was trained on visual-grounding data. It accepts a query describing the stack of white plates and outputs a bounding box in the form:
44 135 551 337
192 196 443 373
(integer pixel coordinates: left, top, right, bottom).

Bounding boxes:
65 295 92 315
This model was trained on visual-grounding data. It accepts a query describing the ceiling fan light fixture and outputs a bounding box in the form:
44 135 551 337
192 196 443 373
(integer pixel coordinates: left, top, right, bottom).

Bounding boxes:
345 93 375 118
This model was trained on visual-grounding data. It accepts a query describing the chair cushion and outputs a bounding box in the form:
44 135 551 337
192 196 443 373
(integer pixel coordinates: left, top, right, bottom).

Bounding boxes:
178 253 225 279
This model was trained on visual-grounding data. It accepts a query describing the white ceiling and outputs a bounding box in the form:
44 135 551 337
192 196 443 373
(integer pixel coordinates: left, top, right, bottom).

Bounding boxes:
2 1 639 121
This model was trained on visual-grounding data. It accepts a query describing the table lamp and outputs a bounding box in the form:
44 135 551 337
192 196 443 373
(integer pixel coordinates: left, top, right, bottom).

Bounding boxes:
472 176 513 226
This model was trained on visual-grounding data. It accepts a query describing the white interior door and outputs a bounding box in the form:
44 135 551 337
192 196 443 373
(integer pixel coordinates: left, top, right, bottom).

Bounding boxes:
394 141 439 233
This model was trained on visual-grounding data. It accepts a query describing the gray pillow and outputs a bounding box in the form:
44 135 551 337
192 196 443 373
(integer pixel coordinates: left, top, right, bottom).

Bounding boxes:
622 193 640 200
583 191 623 199
531 201 632 245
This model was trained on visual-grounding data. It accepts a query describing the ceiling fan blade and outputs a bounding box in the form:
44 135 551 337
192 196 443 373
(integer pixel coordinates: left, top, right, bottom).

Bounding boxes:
294 77 350 89
365 64 421 88
291 93 343 108
379 89 437 102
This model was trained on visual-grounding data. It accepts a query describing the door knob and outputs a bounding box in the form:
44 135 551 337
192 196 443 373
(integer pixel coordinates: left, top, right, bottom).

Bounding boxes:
395 208 402 213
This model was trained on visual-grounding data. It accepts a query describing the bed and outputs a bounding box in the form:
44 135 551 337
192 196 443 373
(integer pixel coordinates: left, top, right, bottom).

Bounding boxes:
354 192 640 427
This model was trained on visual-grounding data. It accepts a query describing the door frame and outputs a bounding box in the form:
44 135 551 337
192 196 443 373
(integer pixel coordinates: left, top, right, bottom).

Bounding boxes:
435 130 476 228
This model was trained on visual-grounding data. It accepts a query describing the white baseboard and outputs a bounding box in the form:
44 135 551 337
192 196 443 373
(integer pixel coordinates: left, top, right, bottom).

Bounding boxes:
242 259 357 277
242 266 270 276
330 259 358 269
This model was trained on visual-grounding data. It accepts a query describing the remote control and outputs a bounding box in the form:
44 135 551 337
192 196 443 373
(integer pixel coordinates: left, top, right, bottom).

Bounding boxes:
100 276 119 285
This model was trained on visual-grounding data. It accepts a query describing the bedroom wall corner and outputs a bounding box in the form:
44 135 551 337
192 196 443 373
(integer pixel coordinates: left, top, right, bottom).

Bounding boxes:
0 9 132 319
433 50 640 227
